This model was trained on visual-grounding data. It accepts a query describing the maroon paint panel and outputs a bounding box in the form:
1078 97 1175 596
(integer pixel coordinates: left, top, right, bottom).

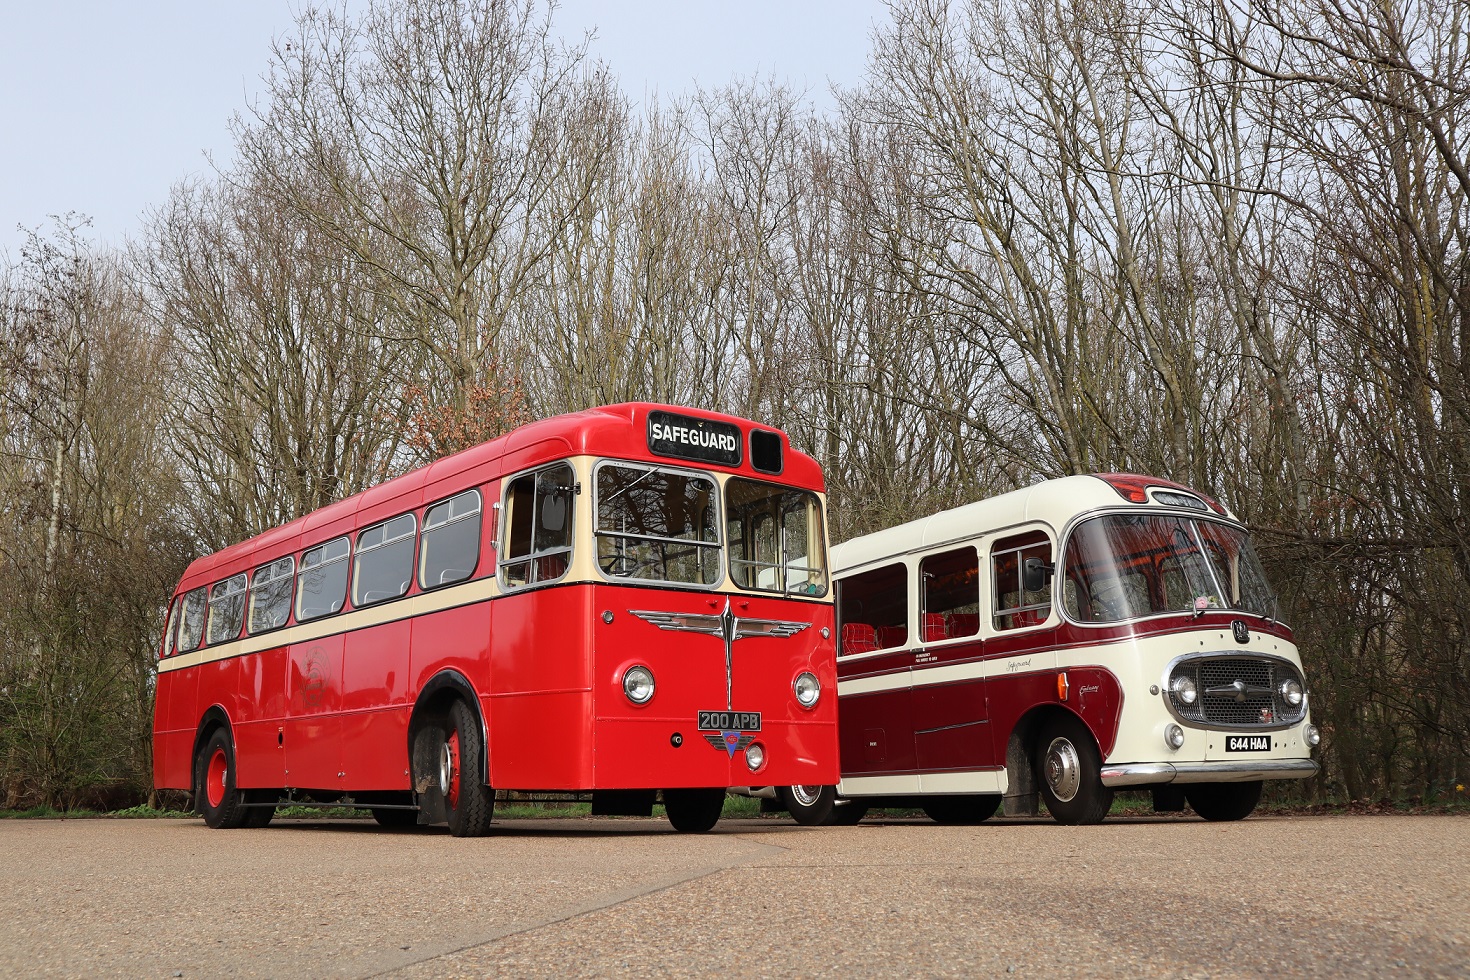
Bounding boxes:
913 678 995 771
837 649 917 681
838 686 916 775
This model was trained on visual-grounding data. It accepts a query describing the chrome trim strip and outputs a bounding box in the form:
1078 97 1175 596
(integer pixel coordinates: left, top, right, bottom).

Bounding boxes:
1101 758 1320 787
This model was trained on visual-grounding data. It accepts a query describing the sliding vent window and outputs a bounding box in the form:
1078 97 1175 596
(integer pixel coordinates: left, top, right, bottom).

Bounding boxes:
354 514 416 607
596 464 719 585
206 573 247 645
501 463 576 588
725 478 828 596
420 490 481 589
248 556 294 633
297 536 350 621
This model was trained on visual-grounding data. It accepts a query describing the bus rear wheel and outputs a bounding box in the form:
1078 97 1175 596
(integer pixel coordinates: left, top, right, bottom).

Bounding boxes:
1036 716 1113 825
194 729 249 829
777 785 837 826
922 794 1002 825
441 699 494 837
663 788 725 833
1186 780 1262 822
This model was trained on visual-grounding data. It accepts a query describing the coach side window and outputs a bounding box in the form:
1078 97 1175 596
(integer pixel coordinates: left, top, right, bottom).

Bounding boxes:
501 463 575 588
420 490 482 589
206 573 248 645
297 536 350 621
920 547 980 641
993 530 1053 630
177 587 208 653
836 562 907 654
248 556 295 633
354 513 416 606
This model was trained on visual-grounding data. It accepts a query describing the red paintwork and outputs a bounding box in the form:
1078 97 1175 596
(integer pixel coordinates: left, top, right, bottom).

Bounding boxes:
152 403 838 798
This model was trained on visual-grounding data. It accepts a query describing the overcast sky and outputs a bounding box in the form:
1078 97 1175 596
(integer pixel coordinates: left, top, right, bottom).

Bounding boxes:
0 1 887 258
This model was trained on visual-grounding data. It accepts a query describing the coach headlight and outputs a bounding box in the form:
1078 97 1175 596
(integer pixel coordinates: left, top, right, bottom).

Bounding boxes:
1304 724 1321 747
623 665 655 704
1279 678 1304 707
793 671 820 708
1164 723 1186 750
1170 675 1198 705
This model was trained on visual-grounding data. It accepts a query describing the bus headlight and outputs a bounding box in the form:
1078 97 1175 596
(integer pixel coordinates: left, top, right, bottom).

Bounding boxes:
1164 723 1186 750
622 665 655 704
1279 678 1304 707
745 742 765 771
793 672 820 708
1170 675 1198 705
1304 724 1320 747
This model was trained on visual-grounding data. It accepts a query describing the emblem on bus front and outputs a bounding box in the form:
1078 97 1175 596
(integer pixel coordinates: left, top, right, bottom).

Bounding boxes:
629 600 808 711
1231 619 1250 644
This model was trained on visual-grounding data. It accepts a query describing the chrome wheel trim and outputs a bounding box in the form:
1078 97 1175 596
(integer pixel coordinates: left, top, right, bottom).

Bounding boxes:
439 742 454 796
790 785 822 807
1044 736 1082 803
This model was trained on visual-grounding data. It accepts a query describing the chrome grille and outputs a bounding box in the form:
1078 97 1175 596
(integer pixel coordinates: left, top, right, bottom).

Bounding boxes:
1168 656 1306 728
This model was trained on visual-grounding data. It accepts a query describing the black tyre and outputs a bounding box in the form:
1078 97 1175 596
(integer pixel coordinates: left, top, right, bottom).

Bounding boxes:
826 800 869 825
372 808 419 829
194 728 250 829
244 804 275 828
1035 715 1114 825
663 788 726 833
777 785 838 826
441 699 494 837
1186 780 1262 822
922 794 1002 825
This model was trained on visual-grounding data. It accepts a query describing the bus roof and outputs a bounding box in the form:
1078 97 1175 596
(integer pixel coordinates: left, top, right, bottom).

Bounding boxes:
176 402 823 594
830 473 1237 575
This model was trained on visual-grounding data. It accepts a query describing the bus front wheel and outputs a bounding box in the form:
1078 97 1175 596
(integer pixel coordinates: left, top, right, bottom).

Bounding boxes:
441 699 494 837
194 728 249 829
777 784 837 826
1186 780 1262 821
663 788 725 833
1036 716 1114 825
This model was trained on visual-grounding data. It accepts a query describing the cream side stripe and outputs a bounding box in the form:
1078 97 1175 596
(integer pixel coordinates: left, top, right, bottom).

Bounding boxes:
157 574 504 673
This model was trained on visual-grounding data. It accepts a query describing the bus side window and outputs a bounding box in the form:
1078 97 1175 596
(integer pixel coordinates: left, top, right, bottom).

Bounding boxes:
920 546 980 641
420 489 482 589
837 562 907 653
161 597 180 659
206 573 248 645
177 587 208 653
248 556 295 633
992 531 1052 630
501 463 575 588
297 536 350 621
354 513 417 607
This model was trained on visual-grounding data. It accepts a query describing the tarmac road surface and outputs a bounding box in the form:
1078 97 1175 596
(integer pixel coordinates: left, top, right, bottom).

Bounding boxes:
1 812 1466 978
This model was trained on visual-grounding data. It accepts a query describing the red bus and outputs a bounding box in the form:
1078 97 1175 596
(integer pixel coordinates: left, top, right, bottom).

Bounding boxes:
799 474 1318 826
154 404 838 835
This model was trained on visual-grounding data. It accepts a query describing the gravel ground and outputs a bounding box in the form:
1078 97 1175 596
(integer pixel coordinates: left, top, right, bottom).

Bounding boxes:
1 813 1465 978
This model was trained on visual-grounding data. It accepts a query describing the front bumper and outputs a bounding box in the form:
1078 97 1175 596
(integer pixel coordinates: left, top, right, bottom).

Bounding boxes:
1101 758 1320 788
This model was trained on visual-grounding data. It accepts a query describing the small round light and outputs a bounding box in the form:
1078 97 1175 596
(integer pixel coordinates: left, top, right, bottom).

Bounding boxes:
601 610 614 624
622 665 655 704
794 672 820 708
1280 678 1304 707
745 742 765 771
1304 724 1321 747
1171 675 1198 705
1164 723 1186 750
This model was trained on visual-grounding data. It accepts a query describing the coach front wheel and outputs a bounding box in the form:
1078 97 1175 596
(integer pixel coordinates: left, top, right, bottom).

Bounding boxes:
194 728 250 829
441 699 494 837
663 788 725 833
1036 716 1113 825
777 784 837 826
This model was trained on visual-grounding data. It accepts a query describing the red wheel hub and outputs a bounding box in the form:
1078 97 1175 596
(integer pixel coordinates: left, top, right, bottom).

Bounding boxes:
207 747 228 808
445 731 462 809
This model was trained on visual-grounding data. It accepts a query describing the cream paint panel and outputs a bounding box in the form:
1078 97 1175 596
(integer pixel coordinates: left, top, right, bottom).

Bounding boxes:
918 770 1005 794
838 773 922 795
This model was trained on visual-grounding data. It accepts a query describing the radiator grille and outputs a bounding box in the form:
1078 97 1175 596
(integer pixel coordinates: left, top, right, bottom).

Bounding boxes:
1168 656 1306 728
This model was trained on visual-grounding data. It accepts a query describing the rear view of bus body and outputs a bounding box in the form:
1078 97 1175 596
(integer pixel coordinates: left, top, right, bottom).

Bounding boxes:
154 404 838 835
823 473 1318 825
